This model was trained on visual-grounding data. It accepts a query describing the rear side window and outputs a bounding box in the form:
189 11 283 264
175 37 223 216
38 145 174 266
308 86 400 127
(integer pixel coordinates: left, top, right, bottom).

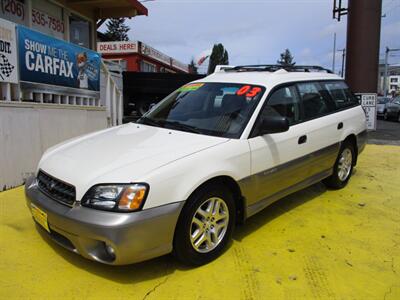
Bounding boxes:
297 82 334 120
322 81 359 110
262 86 301 125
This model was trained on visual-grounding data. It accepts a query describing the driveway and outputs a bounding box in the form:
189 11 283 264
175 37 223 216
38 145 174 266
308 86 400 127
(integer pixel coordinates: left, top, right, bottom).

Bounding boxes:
0 145 399 300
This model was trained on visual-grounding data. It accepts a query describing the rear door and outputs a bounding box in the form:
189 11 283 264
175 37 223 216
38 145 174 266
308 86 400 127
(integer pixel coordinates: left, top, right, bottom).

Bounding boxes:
295 81 341 178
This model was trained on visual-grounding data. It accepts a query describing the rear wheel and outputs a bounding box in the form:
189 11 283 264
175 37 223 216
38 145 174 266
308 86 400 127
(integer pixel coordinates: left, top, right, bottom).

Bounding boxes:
384 110 389 120
173 184 235 266
323 142 355 189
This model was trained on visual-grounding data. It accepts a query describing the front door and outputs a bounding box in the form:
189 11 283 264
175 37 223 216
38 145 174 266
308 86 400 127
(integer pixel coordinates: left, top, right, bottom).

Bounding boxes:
245 85 311 212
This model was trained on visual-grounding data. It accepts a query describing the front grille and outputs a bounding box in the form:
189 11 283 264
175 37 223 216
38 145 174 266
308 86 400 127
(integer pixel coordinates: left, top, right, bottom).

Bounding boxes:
37 170 76 206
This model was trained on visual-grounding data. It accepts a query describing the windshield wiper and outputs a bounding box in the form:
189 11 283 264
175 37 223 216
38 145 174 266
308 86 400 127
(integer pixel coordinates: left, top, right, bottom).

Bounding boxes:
163 121 201 134
136 117 164 128
137 118 201 134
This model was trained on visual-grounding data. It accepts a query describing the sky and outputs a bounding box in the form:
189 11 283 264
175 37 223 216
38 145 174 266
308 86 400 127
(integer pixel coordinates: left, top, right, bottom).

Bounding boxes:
102 0 400 73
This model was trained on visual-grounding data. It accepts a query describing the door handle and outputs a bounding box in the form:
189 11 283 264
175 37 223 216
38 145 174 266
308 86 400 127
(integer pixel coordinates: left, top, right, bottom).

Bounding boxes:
337 122 343 130
298 135 307 144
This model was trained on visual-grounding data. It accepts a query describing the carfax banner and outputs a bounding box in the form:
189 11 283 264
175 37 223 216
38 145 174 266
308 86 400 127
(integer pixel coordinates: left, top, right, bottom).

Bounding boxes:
17 26 100 91
0 18 18 83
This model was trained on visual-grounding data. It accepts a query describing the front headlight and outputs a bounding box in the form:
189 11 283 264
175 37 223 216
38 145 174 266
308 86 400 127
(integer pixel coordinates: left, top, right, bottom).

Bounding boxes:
81 184 149 212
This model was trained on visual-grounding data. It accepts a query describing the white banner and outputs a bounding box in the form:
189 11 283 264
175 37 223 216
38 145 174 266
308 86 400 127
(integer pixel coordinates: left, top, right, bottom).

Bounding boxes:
97 41 138 54
359 93 377 131
0 17 18 83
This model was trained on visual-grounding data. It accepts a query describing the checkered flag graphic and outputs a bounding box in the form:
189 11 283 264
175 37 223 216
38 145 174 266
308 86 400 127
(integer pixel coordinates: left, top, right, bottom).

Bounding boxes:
0 54 15 81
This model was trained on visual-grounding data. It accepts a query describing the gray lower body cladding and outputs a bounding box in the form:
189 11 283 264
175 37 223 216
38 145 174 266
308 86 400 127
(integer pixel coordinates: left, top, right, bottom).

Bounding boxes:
25 176 184 265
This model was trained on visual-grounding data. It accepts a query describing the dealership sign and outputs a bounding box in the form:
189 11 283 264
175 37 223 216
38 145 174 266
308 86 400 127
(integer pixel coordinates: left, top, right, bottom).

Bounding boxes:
18 26 100 91
359 93 377 131
0 18 18 83
97 41 138 54
141 42 171 65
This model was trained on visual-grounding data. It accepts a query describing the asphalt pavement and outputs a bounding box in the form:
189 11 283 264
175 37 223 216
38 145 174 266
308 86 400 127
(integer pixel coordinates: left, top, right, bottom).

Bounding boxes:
368 119 400 145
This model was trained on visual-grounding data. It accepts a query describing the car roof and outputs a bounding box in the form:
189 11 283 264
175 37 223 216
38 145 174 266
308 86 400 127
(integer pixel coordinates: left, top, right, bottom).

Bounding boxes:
194 69 343 88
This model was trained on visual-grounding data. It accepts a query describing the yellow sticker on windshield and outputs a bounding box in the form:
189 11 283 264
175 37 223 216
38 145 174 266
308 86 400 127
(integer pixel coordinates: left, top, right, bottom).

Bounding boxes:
178 83 204 92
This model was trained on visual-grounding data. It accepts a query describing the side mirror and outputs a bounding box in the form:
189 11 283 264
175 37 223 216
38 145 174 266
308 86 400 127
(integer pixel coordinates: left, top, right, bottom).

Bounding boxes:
258 116 289 135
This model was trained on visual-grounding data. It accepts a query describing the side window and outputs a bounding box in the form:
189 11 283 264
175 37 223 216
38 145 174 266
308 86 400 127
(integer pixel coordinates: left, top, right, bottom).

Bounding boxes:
297 82 334 120
322 81 358 110
261 86 300 125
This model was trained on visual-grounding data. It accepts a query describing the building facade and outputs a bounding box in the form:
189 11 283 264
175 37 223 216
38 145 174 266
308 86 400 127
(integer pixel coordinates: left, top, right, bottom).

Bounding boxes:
0 0 148 189
97 40 189 73
378 62 400 96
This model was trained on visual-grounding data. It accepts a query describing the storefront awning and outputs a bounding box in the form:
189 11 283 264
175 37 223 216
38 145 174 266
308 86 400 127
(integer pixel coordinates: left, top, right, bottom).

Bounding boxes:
66 0 148 19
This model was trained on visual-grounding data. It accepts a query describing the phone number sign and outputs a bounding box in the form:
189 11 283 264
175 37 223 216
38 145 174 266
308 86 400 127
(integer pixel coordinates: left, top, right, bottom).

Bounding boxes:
0 0 28 26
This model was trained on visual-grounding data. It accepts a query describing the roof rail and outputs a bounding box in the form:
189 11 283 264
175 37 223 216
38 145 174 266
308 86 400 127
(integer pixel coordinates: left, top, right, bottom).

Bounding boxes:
223 64 333 74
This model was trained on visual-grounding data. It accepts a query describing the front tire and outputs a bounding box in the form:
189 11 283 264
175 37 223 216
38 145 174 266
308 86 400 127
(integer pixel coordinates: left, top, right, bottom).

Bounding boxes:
173 184 236 266
323 142 355 189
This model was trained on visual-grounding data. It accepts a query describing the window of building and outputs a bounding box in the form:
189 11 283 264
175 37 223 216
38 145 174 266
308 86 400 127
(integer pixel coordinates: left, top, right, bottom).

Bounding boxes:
322 81 359 110
140 60 157 72
297 82 334 120
390 78 398 83
69 14 91 49
262 86 301 125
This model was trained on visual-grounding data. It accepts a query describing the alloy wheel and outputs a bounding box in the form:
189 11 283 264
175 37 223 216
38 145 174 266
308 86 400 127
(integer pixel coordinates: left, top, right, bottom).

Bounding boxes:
338 148 353 181
190 197 229 253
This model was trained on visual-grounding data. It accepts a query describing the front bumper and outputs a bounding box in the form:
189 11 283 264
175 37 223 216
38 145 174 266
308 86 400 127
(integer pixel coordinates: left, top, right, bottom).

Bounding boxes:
25 176 184 265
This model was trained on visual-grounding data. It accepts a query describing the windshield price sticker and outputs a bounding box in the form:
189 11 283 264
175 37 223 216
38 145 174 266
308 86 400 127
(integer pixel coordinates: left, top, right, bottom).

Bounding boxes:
236 85 263 99
179 83 204 92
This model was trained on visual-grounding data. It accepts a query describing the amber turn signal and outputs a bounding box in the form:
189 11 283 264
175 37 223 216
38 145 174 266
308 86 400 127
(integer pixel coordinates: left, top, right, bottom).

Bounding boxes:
118 184 147 211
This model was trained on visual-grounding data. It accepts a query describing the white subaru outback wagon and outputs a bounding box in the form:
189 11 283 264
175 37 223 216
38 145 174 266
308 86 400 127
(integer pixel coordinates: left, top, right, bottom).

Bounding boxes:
25 65 367 266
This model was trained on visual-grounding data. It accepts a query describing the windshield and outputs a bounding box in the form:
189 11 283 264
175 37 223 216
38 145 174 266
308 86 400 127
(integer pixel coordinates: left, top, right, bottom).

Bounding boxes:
378 98 389 104
137 82 266 138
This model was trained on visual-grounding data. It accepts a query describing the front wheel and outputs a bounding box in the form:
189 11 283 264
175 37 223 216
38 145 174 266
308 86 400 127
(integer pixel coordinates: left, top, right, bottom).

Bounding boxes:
323 142 355 189
173 184 235 266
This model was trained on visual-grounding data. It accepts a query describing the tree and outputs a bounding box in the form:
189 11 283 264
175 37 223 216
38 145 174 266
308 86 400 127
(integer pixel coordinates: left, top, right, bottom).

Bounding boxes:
207 43 229 74
277 49 295 66
189 58 198 74
104 18 130 41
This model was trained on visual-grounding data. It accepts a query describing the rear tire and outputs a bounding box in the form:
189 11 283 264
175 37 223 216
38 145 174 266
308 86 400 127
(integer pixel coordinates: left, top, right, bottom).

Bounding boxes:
384 110 389 120
173 184 236 266
323 142 355 189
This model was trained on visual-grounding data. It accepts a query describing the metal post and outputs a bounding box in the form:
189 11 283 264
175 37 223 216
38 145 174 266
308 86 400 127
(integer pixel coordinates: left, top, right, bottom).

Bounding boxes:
332 32 336 73
345 0 382 93
383 47 389 97
341 48 346 78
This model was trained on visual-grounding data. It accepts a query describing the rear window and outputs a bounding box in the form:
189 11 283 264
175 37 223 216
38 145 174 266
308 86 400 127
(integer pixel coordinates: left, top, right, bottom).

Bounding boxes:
296 82 334 120
322 81 359 110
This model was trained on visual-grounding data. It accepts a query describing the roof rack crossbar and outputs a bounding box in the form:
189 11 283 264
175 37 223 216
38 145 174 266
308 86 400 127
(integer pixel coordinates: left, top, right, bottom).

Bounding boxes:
225 64 333 74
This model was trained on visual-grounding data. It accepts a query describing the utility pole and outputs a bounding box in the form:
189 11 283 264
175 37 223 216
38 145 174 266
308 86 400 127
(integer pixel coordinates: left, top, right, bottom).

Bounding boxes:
340 48 346 78
332 32 336 73
383 47 389 96
344 0 382 93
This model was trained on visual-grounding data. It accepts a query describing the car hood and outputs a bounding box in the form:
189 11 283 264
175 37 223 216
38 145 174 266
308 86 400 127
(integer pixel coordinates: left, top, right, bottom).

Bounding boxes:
39 123 229 199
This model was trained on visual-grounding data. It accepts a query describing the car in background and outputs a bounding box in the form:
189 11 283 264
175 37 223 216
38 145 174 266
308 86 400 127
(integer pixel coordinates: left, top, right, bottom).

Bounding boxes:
383 97 400 122
377 96 391 117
